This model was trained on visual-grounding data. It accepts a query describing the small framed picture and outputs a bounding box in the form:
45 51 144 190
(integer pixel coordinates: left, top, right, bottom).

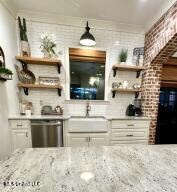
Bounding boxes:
39 76 60 86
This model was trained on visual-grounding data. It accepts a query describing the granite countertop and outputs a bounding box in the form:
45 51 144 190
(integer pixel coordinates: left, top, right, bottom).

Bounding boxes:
0 145 177 191
106 116 150 120
8 115 150 121
8 115 70 120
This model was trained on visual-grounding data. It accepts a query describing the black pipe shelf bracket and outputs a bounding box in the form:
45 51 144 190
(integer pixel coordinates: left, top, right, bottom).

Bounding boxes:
57 64 61 74
58 89 61 97
136 70 141 78
135 92 139 99
21 61 28 70
23 87 29 96
112 91 116 98
113 69 117 77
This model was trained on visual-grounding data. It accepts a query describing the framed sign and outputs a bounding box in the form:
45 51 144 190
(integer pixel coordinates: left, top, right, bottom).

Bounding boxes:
39 76 60 86
133 47 144 66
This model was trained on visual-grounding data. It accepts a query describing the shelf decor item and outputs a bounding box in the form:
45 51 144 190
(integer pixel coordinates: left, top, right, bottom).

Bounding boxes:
40 33 57 59
133 47 144 66
39 76 60 86
0 46 13 81
18 17 30 57
119 49 128 64
15 65 35 84
0 67 13 80
0 46 5 68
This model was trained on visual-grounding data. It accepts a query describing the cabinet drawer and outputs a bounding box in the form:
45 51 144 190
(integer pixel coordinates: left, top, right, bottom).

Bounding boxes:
111 140 148 145
10 120 30 129
112 129 147 140
111 120 149 129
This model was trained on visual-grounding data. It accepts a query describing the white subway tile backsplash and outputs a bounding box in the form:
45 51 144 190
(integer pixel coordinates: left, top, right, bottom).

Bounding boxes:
16 19 144 116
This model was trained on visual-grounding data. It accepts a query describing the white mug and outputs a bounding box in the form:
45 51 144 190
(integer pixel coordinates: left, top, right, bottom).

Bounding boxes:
123 81 128 89
25 110 32 117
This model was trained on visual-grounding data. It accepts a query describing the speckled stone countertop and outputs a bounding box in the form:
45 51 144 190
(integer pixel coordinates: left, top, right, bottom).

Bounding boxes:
8 115 70 120
0 145 177 191
8 115 150 121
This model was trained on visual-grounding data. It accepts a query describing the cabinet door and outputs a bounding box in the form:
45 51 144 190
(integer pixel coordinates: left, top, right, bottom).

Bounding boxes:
67 134 89 147
12 130 31 150
89 134 108 147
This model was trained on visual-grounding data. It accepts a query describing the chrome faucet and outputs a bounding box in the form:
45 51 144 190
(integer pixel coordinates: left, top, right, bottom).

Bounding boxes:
86 100 91 117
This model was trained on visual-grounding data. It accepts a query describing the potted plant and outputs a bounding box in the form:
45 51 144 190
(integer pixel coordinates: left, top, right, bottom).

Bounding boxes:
18 17 30 57
0 67 13 80
119 49 128 65
40 33 57 59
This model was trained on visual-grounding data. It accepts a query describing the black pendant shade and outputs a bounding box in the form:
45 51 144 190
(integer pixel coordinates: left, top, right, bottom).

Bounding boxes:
80 21 96 46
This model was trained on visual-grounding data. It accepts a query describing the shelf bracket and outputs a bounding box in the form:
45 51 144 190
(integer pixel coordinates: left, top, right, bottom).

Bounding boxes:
58 89 61 97
135 92 139 98
113 69 117 77
57 64 61 74
20 61 28 70
112 91 116 98
136 71 141 78
24 88 29 96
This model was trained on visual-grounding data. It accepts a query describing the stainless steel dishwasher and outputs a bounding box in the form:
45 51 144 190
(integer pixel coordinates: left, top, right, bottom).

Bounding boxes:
31 120 63 147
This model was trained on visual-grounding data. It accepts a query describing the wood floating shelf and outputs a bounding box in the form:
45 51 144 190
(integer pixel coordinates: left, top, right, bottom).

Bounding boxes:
15 56 62 73
111 88 143 98
112 64 146 78
18 83 63 96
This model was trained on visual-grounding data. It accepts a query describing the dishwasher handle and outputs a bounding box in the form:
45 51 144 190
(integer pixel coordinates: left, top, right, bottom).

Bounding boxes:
31 121 62 126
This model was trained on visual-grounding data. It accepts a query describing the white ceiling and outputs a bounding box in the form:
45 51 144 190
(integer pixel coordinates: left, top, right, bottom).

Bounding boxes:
11 0 176 28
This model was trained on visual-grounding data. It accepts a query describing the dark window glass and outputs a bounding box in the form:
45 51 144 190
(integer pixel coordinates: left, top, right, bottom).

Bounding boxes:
70 61 105 100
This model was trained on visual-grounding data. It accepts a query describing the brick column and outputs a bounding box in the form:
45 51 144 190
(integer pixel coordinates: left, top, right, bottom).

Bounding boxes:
142 63 162 144
142 2 177 144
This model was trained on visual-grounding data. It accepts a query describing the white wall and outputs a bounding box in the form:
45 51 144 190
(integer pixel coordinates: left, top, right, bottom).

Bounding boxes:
145 0 177 32
0 1 18 159
16 13 144 116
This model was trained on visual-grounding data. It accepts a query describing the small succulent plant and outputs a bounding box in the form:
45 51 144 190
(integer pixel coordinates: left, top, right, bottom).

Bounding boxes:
119 49 128 63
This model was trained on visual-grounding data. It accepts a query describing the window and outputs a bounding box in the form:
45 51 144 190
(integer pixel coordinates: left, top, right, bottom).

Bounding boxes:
69 48 106 100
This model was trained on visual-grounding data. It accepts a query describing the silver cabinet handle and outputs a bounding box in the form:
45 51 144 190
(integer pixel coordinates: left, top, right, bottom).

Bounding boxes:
127 124 134 127
26 132 28 137
17 124 23 127
86 137 91 142
126 134 134 137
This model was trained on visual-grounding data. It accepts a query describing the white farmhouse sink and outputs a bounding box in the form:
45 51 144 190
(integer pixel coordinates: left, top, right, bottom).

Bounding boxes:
68 116 108 133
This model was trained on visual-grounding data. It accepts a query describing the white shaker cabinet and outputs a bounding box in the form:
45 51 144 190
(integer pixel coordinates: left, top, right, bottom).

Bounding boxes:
12 130 31 149
67 134 89 147
111 119 150 145
9 120 32 151
67 133 109 147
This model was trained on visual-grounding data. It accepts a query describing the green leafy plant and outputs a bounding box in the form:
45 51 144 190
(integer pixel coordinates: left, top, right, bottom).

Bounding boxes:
18 17 28 42
119 49 128 63
40 33 57 58
0 67 13 74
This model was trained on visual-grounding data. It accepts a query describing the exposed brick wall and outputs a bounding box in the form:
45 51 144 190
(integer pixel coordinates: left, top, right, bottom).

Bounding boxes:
143 1 177 144
142 64 162 144
145 1 177 64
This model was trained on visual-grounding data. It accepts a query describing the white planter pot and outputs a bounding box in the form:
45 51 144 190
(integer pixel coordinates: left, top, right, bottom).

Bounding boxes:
120 62 126 65
20 41 30 57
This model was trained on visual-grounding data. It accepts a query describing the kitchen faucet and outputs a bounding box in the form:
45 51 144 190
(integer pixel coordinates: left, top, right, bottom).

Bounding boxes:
86 100 91 117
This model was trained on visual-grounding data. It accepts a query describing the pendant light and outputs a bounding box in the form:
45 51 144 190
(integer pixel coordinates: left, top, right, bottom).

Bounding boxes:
80 21 96 46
